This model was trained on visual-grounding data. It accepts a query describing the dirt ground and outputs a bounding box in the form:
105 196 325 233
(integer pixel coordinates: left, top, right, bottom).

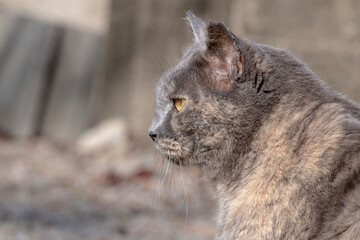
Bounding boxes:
0 138 216 240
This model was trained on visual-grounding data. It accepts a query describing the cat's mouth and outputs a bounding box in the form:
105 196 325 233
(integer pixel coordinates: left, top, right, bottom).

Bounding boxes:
156 139 182 157
155 139 189 165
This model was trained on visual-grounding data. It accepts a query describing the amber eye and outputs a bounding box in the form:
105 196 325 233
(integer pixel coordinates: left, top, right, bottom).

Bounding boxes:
174 98 185 111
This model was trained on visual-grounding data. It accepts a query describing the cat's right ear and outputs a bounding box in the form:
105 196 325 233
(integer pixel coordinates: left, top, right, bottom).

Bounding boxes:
186 10 207 45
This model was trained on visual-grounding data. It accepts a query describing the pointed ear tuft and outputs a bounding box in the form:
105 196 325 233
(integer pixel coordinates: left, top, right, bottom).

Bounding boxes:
186 10 207 44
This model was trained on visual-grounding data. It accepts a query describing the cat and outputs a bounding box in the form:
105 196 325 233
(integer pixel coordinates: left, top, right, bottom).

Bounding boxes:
148 11 360 240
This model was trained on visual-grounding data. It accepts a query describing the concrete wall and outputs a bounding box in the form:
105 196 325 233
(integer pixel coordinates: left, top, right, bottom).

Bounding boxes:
228 0 360 102
0 0 109 33
0 2 106 142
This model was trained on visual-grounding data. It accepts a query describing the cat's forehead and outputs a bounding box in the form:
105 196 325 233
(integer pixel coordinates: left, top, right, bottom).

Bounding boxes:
156 45 202 100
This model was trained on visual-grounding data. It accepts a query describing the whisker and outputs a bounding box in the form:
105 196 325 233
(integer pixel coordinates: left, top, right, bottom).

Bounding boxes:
153 152 165 199
196 174 200 209
179 162 189 232
165 160 173 190
170 164 176 198
156 156 170 195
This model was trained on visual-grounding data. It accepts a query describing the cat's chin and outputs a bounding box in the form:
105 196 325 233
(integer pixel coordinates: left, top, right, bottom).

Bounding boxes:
158 149 190 166
167 157 183 166
166 156 193 166
155 145 191 166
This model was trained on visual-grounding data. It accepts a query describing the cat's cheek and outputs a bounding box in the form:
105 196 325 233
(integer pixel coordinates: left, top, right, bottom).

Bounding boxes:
170 111 193 136
167 116 195 164
169 115 182 136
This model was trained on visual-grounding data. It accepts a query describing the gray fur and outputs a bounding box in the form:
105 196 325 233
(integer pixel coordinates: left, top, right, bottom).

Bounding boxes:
148 11 360 240
186 10 207 46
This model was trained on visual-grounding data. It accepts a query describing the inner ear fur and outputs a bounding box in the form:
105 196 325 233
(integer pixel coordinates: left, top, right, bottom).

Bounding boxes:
205 21 242 91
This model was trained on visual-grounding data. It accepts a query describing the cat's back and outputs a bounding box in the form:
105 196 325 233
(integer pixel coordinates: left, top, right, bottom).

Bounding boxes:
320 109 360 239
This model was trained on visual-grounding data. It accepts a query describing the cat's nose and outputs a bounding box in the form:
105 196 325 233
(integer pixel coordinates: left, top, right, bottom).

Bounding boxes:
148 131 158 142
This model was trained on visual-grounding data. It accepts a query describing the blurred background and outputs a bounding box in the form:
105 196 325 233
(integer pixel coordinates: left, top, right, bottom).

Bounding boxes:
0 0 359 239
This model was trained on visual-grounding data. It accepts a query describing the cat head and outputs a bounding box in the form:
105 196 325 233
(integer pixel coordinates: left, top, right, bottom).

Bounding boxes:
148 11 276 179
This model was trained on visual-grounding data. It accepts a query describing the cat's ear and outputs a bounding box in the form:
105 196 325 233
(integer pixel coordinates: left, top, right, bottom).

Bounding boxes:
186 10 207 44
205 21 243 91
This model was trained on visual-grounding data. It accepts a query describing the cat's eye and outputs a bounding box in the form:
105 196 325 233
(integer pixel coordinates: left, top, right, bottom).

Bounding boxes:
174 98 185 111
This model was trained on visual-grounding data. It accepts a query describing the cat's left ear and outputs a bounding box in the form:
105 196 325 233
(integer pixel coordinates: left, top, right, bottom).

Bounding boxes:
205 21 243 91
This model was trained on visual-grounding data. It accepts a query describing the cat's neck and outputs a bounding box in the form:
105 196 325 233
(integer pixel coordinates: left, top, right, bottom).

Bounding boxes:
213 96 348 239
214 95 347 192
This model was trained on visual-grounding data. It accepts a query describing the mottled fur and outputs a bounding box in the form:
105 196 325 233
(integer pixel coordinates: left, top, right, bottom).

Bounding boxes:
148 11 360 240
